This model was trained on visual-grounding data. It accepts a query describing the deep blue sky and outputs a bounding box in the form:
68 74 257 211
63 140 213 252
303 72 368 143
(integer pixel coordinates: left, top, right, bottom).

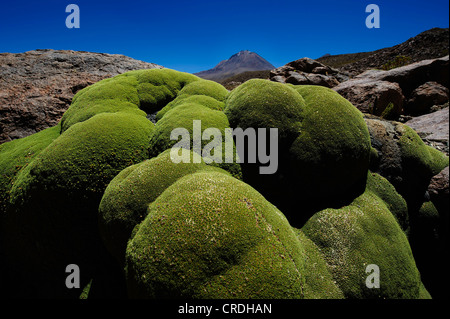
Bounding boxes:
0 0 448 73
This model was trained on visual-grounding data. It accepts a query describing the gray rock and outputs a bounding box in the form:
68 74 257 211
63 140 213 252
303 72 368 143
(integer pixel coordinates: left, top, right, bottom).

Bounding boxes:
0 49 163 144
365 116 404 187
405 107 449 155
426 166 449 253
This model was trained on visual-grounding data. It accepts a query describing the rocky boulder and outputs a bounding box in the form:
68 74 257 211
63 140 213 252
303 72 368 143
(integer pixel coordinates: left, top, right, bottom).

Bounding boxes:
405 107 449 155
405 81 449 115
270 57 350 88
332 79 404 115
365 114 448 208
333 56 449 117
427 166 449 219
364 113 449 298
0 49 162 144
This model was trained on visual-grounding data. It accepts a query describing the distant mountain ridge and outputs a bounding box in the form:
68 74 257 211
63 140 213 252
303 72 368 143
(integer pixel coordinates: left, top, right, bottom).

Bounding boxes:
317 27 449 76
194 50 275 81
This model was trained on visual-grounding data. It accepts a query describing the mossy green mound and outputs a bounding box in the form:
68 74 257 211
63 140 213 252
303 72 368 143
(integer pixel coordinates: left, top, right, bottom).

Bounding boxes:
397 124 449 206
391 124 448 300
293 229 344 299
98 149 228 265
60 68 200 132
176 79 229 101
156 94 225 121
1 112 153 297
224 80 371 223
288 85 371 199
0 68 237 297
149 102 242 179
419 282 432 299
125 171 305 299
10 113 153 204
150 103 229 155
0 66 437 299
366 171 409 234
301 178 422 299
399 123 449 175
0 124 61 215
225 79 305 142
0 125 63 297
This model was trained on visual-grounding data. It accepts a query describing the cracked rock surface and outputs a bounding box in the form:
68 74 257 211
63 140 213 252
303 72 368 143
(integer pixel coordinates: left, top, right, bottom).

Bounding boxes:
0 49 162 144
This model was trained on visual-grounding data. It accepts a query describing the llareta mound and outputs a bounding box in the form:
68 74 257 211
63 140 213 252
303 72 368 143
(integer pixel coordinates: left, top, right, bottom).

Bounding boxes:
0 69 447 299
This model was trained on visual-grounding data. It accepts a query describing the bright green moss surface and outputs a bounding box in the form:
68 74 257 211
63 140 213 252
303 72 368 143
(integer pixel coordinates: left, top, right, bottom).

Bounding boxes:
99 149 228 264
419 282 432 299
2 112 154 292
391 123 449 218
10 113 153 203
60 69 200 132
176 79 229 101
366 171 409 233
149 102 242 179
225 79 305 142
157 95 225 121
150 103 229 154
61 76 142 132
0 67 437 299
398 124 449 181
289 85 371 197
125 171 305 299
0 124 61 214
418 201 439 220
223 80 371 221
293 229 344 299
301 187 422 299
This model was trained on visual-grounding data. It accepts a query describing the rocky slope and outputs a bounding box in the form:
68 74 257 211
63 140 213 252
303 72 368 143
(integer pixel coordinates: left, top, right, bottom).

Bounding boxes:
194 50 275 81
0 49 162 144
317 27 449 76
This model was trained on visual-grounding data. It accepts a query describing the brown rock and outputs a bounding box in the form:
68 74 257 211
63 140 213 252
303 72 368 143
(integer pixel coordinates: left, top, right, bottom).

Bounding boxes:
427 166 449 244
364 116 404 186
334 79 404 115
333 56 449 117
269 57 349 88
428 166 449 199
0 49 162 144
354 55 449 96
405 81 449 115
285 57 334 73
284 71 339 87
